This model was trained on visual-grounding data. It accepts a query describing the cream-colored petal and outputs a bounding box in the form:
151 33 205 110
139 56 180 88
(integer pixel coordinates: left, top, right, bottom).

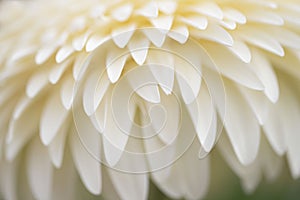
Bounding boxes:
27 138 53 200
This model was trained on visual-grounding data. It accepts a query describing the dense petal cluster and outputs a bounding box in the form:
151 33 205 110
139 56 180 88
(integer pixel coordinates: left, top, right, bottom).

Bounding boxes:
0 0 300 199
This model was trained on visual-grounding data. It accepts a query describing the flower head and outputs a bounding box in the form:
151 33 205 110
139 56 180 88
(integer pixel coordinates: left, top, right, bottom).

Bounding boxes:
1 0 300 199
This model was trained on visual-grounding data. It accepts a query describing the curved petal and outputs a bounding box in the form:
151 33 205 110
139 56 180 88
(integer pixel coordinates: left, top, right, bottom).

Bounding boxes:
27 138 53 200
40 89 69 145
223 80 260 165
69 125 102 195
187 83 217 152
204 43 263 91
107 164 148 200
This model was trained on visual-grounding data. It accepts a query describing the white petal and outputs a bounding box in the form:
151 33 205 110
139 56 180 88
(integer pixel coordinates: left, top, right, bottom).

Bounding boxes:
191 1 223 19
180 16 208 30
48 118 69 168
111 24 136 48
219 19 236 30
287 133 300 177
103 97 130 166
218 133 260 193
101 167 121 200
91 95 108 133
94 73 111 113
135 2 158 17
125 66 161 103
265 27 300 50
0 79 22 106
52 152 77 200
40 28 58 44
150 16 174 33
142 28 166 47
245 10 284 25
0 101 15 157
55 45 74 63
241 171 261 194
135 85 160 104
12 96 32 120
6 98 42 161
143 110 176 174
187 83 217 152
204 43 263 91
276 79 300 178
128 32 150 65
8 46 35 64
154 140 210 200
103 79 144 166
157 1 177 14
70 124 102 195
35 45 57 65
89 5 106 19
147 49 174 95
201 68 226 119
183 144 210 200
152 166 182 199
270 50 300 79
0 160 18 200
227 40 251 63
68 16 86 32
107 166 148 200
49 59 71 84
223 8 247 24
149 92 180 145
60 75 75 110
27 139 53 200
191 24 233 46
223 80 260 165
250 48 279 103
238 88 270 125
106 47 128 83
238 27 284 57
168 25 189 44
111 4 133 22
72 31 91 51
83 70 110 116
279 7 300 26
260 138 283 182
26 68 49 98
86 35 109 52
40 89 69 145
173 41 202 104
246 0 278 9
263 105 287 156
73 52 90 81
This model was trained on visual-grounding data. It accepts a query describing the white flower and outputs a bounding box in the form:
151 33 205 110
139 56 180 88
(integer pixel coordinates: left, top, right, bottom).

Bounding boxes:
0 0 300 199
